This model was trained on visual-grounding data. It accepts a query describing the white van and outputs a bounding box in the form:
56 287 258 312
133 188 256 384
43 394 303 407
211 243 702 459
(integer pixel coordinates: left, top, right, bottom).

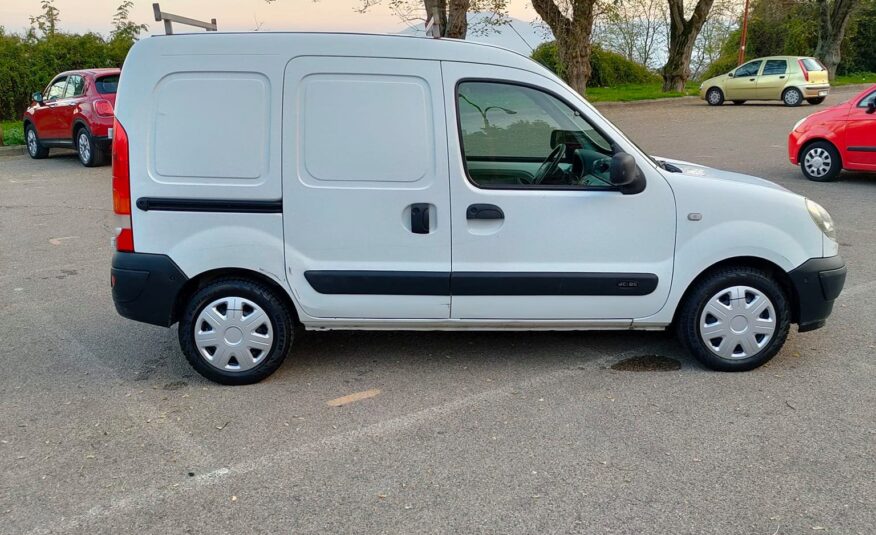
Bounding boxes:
110 33 846 384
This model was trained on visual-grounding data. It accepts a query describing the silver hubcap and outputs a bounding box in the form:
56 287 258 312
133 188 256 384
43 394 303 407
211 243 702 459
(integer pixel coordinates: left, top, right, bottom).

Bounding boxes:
699 286 776 360
785 90 800 105
27 129 37 155
78 132 90 162
804 147 832 177
194 297 274 372
708 90 721 104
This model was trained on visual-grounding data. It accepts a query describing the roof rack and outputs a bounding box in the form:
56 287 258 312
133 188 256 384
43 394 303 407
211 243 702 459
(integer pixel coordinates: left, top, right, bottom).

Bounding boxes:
153 3 217 35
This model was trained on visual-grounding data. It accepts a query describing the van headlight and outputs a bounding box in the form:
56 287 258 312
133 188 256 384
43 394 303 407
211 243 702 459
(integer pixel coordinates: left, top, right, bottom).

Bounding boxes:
806 199 836 241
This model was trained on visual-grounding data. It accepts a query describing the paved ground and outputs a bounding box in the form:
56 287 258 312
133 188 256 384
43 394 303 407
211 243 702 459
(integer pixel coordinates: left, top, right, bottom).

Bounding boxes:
1 86 874 535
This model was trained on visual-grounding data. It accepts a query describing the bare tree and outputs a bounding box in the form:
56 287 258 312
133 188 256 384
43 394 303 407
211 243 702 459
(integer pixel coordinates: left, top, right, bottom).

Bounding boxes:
661 0 715 91
531 0 601 95
595 0 668 69
689 0 741 79
356 0 509 38
814 0 859 80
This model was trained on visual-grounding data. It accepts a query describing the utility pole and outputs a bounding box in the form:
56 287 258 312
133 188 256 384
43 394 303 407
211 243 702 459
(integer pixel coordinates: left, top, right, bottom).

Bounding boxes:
737 0 751 65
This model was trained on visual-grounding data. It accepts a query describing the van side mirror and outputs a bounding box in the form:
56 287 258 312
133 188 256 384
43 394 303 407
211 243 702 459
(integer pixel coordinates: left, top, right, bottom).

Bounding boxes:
610 152 646 195
32 92 44 105
867 101 875 114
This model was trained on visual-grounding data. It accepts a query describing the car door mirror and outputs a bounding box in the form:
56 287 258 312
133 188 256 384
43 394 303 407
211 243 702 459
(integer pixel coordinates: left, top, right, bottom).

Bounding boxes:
610 152 646 195
32 92 44 105
867 101 875 114
728 72 735 78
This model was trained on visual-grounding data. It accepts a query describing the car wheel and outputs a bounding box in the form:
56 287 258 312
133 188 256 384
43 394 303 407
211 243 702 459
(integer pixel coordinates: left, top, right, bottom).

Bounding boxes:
25 124 49 159
706 87 724 106
178 278 294 385
807 97 826 105
732 100 746 105
75 127 107 167
782 87 803 107
676 266 790 372
800 141 842 182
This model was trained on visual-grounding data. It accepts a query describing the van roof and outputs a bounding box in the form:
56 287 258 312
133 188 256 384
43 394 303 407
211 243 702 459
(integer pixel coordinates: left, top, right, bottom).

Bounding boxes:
134 31 547 75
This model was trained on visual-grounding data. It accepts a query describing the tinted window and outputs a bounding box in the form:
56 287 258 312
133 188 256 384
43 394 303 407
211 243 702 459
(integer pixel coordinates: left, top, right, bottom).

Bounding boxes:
46 77 67 100
96 75 119 94
762 60 787 76
801 58 825 71
735 61 762 77
64 75 85 98
457 81 615 189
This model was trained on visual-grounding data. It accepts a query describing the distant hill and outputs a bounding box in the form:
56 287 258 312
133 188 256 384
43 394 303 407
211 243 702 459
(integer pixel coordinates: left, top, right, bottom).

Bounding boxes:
399 14 549 56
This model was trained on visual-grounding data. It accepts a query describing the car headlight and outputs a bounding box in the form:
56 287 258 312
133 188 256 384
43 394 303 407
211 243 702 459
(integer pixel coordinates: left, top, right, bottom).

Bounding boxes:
806 198 836 241
793 117 807 132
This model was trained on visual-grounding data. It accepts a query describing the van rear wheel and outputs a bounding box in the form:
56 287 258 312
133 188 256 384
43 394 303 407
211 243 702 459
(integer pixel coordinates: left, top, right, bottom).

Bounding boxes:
178 278 294 385
676 267 790 372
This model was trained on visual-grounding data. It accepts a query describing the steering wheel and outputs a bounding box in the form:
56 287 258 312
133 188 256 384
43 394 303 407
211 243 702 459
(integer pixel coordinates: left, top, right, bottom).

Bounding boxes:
532 144 565 185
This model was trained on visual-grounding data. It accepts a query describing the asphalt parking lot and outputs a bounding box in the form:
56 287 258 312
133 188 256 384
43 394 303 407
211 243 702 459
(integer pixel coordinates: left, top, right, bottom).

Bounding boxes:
1 85 874 535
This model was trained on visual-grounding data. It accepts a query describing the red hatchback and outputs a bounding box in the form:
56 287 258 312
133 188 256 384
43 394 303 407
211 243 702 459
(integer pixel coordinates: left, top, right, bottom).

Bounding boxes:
789 84 876 181
23 68 120 167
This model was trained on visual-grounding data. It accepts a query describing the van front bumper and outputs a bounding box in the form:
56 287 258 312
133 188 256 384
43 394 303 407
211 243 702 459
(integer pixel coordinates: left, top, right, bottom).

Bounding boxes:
111 252 188 327
788 255 846 332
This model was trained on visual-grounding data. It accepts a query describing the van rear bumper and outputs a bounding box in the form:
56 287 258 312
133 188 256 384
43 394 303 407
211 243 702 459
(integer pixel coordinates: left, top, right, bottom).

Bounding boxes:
788 255 846 332
111 252 188 327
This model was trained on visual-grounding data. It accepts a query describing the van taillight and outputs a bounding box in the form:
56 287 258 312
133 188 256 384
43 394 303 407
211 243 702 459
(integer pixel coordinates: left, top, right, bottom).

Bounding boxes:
112 118 133 252
798 59 810 82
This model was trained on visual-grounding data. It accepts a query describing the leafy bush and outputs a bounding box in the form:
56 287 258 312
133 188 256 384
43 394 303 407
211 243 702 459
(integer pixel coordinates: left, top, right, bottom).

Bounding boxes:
531 41 659 88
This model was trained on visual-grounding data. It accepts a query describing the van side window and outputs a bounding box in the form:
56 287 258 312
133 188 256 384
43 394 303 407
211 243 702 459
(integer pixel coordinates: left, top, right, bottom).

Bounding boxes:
46 77 67 101
456 81 615 189
735 60 762 77
762 60 787 76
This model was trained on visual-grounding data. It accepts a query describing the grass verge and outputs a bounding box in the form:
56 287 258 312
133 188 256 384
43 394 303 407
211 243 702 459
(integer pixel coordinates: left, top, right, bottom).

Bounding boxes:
586 82 699 103
2 120 24 146
833 72 876 87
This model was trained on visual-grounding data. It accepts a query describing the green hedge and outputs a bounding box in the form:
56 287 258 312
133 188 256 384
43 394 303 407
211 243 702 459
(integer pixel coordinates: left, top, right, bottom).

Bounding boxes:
0 29 133 121
531 41 660 88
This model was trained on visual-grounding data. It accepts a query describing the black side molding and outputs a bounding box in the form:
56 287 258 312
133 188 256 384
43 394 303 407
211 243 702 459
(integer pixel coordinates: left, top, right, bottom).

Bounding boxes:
136 197 282 213
847 146 876 152
452 272 657 296
304 271 658 296
304 271 450 296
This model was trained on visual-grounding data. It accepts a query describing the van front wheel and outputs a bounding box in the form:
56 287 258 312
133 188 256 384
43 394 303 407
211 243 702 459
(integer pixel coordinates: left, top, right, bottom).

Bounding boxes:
178 278 294 385
676 267 790 371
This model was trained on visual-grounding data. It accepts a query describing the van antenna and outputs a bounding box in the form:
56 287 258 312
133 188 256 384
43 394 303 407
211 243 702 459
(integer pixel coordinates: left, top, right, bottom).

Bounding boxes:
507 21 534 53
153 3 218 35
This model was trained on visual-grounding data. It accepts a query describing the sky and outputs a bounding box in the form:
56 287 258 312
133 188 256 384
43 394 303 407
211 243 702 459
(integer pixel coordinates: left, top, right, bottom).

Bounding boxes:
0 0 543 37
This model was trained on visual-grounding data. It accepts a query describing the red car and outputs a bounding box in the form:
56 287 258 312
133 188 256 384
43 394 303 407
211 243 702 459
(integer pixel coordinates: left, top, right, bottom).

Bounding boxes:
789 83 876 181
23 68 120 167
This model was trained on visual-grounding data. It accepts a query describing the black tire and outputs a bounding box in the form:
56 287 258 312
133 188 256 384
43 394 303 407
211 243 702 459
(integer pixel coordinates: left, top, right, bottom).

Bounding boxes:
782 87 803 107
676 266 790 372
807 97 826 105
75 126 108 167
25 124 49 159
799 141 842 182
706 87 724 106
731 100 746 105
178 278 294 385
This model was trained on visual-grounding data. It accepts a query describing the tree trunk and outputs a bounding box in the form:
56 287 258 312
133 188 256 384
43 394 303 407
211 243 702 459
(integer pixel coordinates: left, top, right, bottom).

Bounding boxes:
532 0 597 96
815 0 857 81
423 0 470 38
661 0 714 92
